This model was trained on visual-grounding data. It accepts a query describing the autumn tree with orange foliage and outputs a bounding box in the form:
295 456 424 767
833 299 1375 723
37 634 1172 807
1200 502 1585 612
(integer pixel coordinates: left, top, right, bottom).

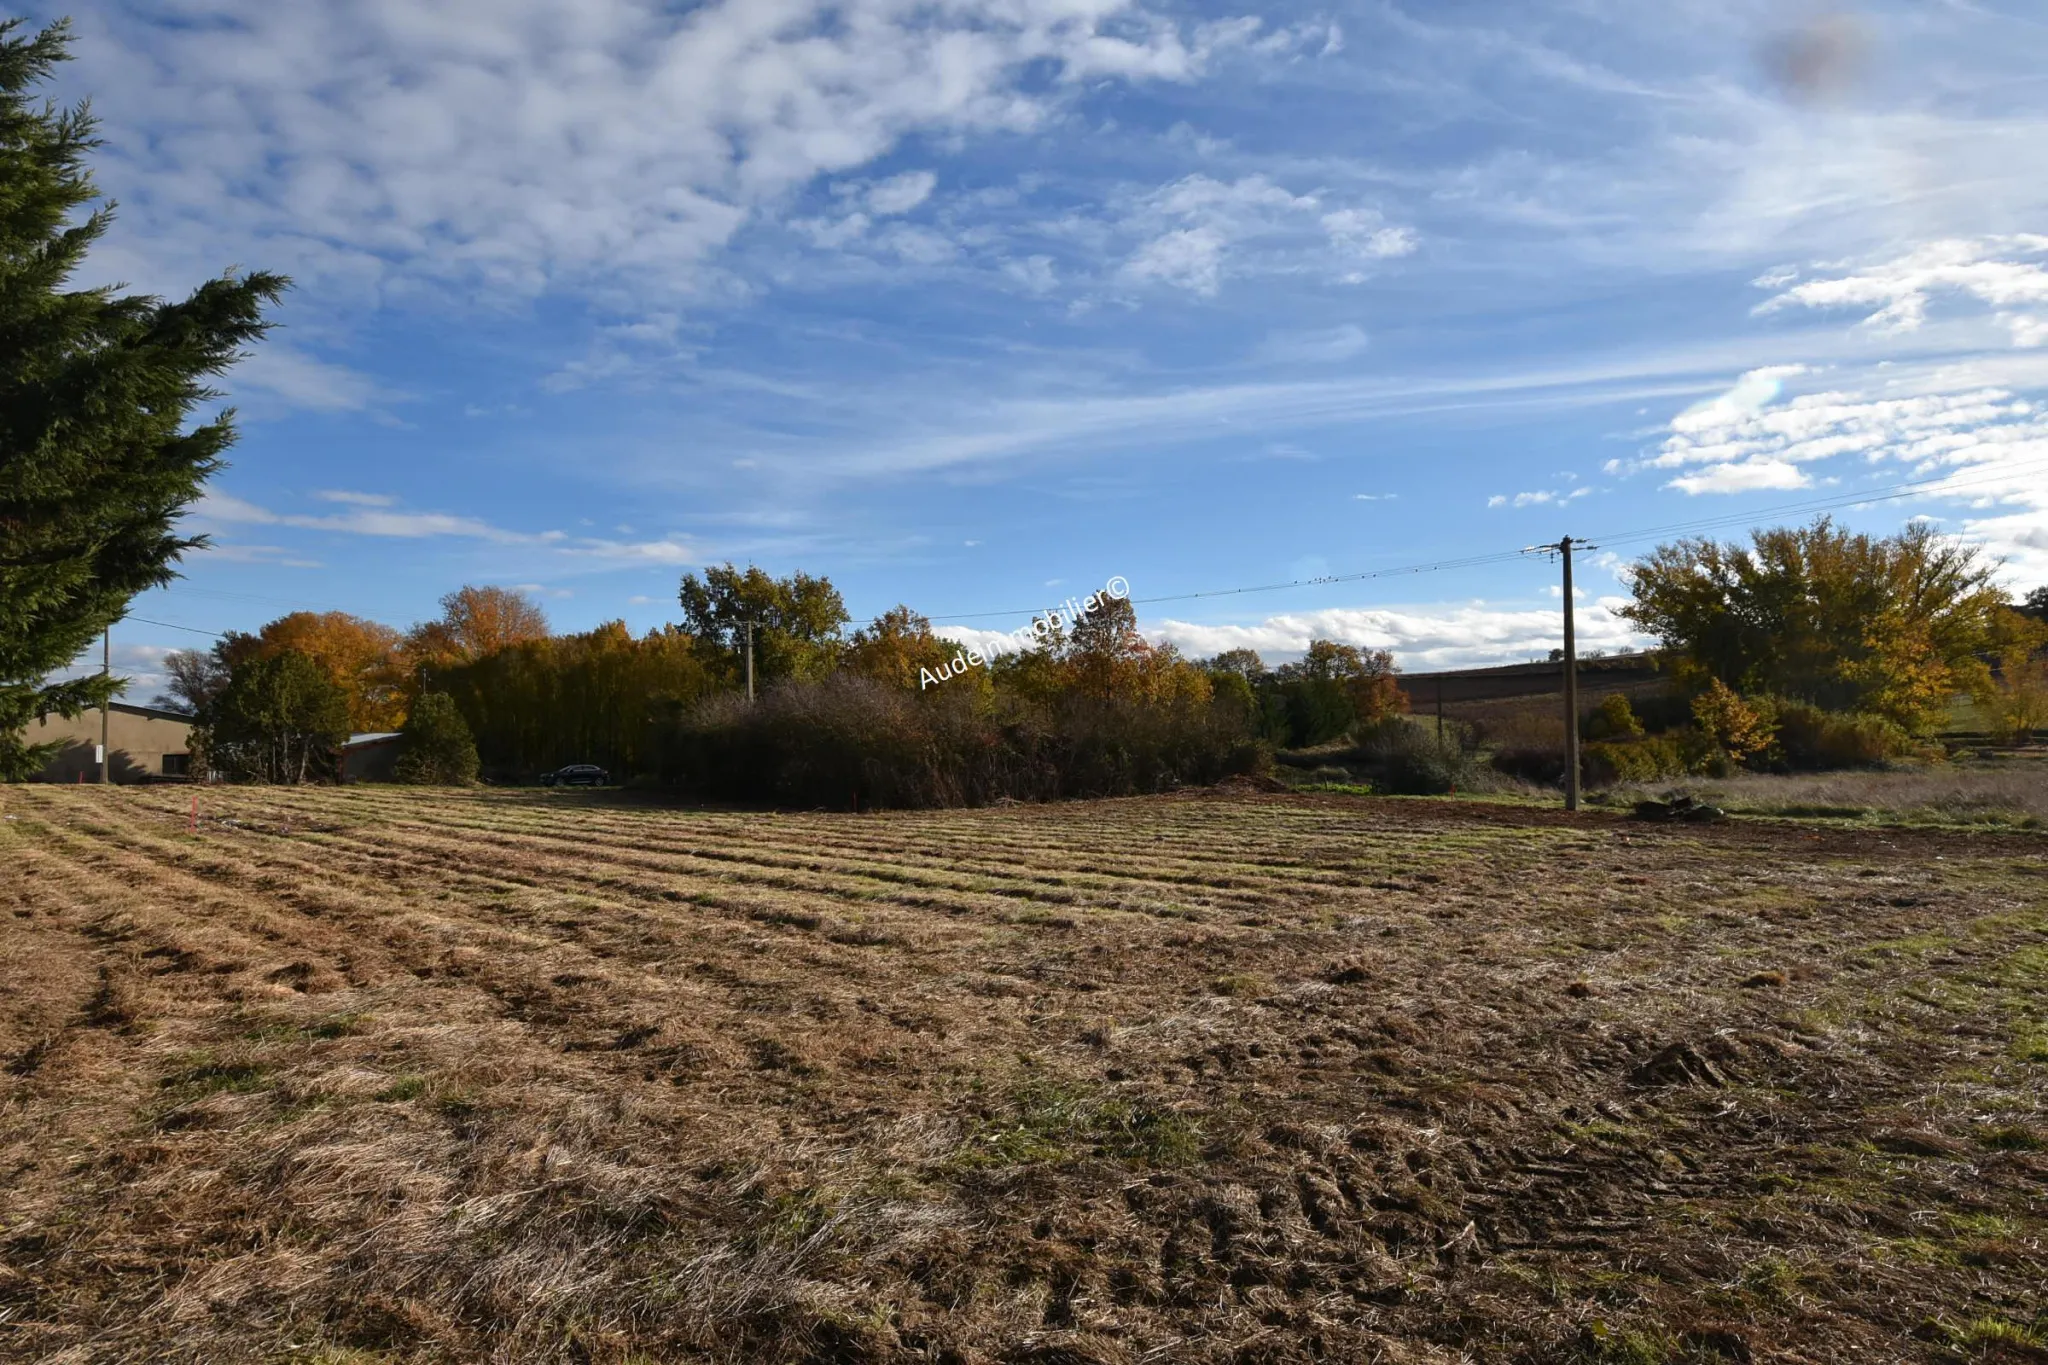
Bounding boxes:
243 611 406 732
404 586 551 673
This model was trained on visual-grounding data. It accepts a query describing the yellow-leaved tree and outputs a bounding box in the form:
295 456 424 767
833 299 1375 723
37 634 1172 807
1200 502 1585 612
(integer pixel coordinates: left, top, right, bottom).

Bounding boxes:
1984 606 2048 743
1621 518 2002 733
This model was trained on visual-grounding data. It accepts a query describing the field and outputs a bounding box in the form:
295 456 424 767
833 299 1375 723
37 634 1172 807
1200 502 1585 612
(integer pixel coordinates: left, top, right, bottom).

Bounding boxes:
2 785 2045 1364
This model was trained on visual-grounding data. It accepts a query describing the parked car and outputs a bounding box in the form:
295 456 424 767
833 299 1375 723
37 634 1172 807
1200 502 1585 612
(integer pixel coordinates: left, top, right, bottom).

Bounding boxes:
540 764 610 787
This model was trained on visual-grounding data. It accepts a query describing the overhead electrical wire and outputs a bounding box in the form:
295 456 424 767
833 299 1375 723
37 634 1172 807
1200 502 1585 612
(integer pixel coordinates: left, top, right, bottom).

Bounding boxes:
1579 456 2048 554
929 457 2048 625
116 455 2048 640
123 615 229 639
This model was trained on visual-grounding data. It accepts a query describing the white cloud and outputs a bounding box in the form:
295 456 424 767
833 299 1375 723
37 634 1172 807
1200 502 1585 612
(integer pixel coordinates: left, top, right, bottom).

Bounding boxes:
197 491 531 543
1488 487 1589 509
1666 459 1809 496
226 342 389 414
1123 225 1228 294
794 212 873 249
313 489 396 507
67 0 1281 312
192 541 324 569
876 223 957 264
940 593 1644 673
1320 208 1417 266
1144 598 1644 671
1254 324 1368 365
1756 237 2048 345
1002 254 1058 294
1116 175 1413 296
864 170 938 216
190 491 702 566
1669 365 1808 436
557 537 698 565
52 640 184 699
1630 345 2048 578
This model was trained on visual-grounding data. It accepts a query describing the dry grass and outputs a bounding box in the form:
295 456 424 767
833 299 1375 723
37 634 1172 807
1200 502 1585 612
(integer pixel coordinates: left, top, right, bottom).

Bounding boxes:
1605 760 2048 829
1 784 2044 1363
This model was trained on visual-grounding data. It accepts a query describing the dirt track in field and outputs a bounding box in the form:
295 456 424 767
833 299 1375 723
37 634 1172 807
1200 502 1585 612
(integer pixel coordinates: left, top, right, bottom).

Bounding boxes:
2 785 2044 1364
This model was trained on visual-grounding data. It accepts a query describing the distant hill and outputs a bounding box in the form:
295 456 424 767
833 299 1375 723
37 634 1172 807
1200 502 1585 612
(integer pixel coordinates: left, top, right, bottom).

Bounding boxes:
1399 651 1664 707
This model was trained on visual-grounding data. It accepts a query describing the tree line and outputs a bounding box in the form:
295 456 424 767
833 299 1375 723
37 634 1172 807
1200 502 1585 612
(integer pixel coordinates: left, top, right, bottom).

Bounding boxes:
7 17 2042 801
149 569 1414 796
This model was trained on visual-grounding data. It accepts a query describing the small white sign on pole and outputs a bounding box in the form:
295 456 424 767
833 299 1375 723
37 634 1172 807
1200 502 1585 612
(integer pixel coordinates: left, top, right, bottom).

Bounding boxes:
94 744 105 764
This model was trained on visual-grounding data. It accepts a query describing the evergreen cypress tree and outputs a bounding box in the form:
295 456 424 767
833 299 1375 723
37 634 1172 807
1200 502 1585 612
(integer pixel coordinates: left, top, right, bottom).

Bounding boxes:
0 19 286 779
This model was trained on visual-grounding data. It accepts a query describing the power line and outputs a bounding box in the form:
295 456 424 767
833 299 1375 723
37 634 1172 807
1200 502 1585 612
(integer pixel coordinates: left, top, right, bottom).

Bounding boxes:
924 549 1530 622
1582 456 2048 553
928 458 2047 628
116 455 2048 644
124 616 228 639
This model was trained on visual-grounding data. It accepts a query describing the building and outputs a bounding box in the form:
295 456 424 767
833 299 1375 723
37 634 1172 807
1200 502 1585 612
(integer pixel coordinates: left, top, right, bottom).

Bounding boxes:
23 702 195 782
340 732 405 783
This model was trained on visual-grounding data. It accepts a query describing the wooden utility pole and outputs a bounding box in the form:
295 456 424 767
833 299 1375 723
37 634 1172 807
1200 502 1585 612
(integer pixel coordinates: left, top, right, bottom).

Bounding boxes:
1560 536 1579 811
98 627 111 785
744 620 755 703
1527 536 1592 811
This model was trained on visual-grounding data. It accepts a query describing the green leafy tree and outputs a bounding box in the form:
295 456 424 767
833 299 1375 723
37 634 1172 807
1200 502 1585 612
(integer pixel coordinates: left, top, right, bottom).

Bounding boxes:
677 564 848 687
1259 639 1407 746
1621 518 2002 733
435 621 712 779
393 691 479 785
207 650 349 784
0 20 285 779
1206 648 1266 681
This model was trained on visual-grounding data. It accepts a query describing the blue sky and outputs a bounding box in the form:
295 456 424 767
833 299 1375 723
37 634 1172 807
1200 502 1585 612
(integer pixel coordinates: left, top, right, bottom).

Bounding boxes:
37 0 2048 692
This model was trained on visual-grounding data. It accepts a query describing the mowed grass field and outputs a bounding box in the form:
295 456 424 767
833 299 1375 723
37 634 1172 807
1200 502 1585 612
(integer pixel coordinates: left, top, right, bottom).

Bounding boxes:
2 786 2045 1365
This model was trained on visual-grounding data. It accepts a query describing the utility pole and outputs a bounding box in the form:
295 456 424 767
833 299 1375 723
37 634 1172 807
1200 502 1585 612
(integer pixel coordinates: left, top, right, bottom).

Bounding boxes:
99 627 111 785
744 620 755 703
1526 536 1594 811
1560 536 1579 812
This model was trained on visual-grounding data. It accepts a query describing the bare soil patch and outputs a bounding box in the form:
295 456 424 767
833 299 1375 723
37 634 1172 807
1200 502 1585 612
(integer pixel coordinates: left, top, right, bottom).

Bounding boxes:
2 785 2044 1363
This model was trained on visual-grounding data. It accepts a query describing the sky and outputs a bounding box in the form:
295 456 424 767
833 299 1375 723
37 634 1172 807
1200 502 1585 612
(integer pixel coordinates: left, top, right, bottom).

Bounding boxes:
32 0 2048 697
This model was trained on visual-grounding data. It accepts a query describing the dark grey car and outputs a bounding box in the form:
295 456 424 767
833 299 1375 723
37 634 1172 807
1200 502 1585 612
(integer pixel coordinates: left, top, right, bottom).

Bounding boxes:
540 764 609 787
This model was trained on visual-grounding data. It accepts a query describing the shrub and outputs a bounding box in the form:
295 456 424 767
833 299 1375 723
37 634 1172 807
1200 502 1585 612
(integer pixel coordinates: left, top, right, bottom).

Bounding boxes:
1582 735 1688 786
1476 707 1568 784
1691 679 1774 762
1613 689 1691 734
1768 698 1911 770
393 692 479 785
1584 692 1646 740
665 674 1263 809
1354 716 1472 795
